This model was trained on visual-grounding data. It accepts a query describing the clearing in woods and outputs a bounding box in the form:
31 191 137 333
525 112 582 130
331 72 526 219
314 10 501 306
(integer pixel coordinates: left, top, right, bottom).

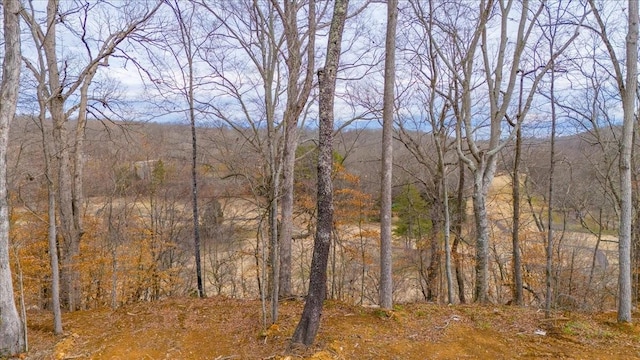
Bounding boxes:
24 296 640 359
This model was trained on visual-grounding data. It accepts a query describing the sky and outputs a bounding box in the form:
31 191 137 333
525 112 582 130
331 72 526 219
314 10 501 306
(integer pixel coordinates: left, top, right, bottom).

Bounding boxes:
14 0 628 138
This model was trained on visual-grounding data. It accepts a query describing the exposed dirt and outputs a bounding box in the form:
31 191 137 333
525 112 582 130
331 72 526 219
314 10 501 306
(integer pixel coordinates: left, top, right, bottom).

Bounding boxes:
21 297 640 359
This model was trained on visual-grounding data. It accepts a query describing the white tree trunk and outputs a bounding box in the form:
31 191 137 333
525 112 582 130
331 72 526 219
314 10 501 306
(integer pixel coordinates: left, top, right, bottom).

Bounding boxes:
0 0 25 355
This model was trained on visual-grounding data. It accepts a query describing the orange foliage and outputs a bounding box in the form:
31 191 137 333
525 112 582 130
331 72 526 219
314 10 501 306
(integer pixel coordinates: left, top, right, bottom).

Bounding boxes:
10 209 50 309
10 205 187 311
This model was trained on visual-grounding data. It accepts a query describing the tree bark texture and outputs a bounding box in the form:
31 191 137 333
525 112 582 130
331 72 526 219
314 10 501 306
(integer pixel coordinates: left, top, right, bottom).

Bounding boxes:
512 99 523 306
0 0 25 355
472 165 493 304
379 0 398 310
291 0 348 346
618 0 637 323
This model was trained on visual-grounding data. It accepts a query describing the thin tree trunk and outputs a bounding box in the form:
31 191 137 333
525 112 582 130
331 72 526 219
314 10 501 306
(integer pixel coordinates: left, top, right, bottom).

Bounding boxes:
379 0 398 310
585 208 604 305
39 0 82 311
545 41 559 319
278 0 316 298
291 0 348 346
512 124 523 305
189 61 204 298
442 166 454 304
426 215 441 301
43 130 63 334
269 180 279 323
511 74 525 306
617 0 637 323
173 3 205 298
47 187 63 334
0 0 25 354
453 160 466 304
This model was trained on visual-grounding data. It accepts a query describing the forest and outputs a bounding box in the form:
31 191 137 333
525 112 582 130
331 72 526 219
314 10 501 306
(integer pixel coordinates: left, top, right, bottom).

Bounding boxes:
1 0 640 358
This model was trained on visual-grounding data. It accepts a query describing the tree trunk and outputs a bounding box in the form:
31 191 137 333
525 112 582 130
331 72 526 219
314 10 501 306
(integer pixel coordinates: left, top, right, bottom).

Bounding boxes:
379 0 398 311
0 0 25 354
453 160 466 304
472 162 495 304
171 2 205 299
42 124 63 334
279 125 297 297
617 0 637 323
426 213 441 302
545 51 558 319
442 166 454 304
40 0 82 311
291 0 348 346
189 58 204 299
512 124 524 306
278 0 316 298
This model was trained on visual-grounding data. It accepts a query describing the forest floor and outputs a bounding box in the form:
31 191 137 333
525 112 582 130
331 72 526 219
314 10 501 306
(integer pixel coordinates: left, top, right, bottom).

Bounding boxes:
21 296 640 359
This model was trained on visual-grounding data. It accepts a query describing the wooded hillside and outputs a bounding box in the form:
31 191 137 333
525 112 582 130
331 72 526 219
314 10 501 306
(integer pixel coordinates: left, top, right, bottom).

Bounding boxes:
2 0 640 357
6 118 631 312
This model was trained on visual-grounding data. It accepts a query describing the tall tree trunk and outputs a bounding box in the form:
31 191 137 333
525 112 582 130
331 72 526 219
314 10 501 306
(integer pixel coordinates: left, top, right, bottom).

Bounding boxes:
618 0 638 323
0 0 25 354
170 1 205 299
189 53 204 299
379 0 398 310
545 52 558 319
40 0 82 311
278 0 316 298
42 121 63 334
511 72 526 306
291 0 348 346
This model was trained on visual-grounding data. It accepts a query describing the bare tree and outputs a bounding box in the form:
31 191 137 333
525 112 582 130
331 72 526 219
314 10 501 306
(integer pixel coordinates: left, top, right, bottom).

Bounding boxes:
21 0 161 310
401 0 465 304
272 0 318 299
441 0 581 303
0 0 26 355
291 0 349 347
197 0 286 323
585 0 636 323
162 0 207 298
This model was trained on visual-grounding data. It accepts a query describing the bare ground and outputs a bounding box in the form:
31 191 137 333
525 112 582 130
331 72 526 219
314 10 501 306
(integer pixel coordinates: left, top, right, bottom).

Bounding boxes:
22 296 640 359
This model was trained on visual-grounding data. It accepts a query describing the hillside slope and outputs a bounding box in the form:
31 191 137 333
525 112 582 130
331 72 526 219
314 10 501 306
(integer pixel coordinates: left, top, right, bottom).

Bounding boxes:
25 297 640 359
